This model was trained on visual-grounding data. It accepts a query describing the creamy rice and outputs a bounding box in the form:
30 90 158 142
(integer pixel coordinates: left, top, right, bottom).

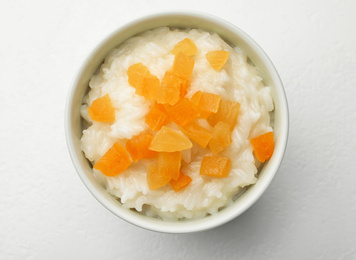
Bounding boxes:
80 27 274 220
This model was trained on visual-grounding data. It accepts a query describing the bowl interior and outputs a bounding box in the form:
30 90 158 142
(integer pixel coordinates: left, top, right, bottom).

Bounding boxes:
65 12 288 233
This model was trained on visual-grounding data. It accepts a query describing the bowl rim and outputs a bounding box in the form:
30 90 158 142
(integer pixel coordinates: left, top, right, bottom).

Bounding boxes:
65 10 289 233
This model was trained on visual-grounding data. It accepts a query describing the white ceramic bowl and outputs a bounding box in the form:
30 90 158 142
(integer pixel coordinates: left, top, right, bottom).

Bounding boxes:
65 11 289 233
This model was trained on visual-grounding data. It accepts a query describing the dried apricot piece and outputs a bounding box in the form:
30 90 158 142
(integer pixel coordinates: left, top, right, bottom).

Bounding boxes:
179 121 212 148
207 99 240 129
157 70 181 105
145 103 169 131
206 50 230 70
158 152 181 181
172 52 195 81
164 98 199 126
250 132 274 162
190 91 221 118
208 121 232 154
171 38 198 56
190 90 202 107
93 142 131 176
127 62 149 88
87 94 116 123
179 78 189 98
135 73 160 100
125 133 157 162
149 126 192 152
170 171 192 192
200 155 232 178
146 163 171 190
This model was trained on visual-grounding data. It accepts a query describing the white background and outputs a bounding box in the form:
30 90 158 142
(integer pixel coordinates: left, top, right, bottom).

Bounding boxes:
1 0 355 259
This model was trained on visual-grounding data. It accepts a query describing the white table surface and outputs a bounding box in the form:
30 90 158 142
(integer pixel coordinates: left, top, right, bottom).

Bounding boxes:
1 1 355 259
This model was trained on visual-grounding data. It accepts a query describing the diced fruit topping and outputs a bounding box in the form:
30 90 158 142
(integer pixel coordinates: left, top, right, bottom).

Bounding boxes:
206 50 230 70
128 63 160 100
93 142 131 176
125 133 157 162
200 155 232 178
135 73 160 100
149 126 192 152
208 121 232 154
171 38 198 56
146 163 171 190
179 78 189 98
170 171 192 192
250 132 274 162
179 121 212 148
190 91 221 118
87 94 116 123
172 52 195 81
127 62 149 88
158 152 181 181
145 102 169 131
146 152 182 190
207 99 240 129
157 70 182 105
164 98 199 126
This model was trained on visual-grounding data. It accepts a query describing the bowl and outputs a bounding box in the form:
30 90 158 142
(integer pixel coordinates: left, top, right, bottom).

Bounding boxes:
65 11 289 233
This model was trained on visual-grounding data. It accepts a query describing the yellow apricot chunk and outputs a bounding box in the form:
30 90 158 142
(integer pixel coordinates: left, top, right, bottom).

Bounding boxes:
207 99 240 129
149 126 192 152
171 38 198 56
87 94 116 123
135 73 160 100
190 91 221 118
158 152 181 181
250 132 274 162
172 52 195 81
206 50 230 70
156 70 181 105
146 163 171 190
93 142 131 177
208 121 232 154
127 62 149 88
179 121 212 148
200 155 232 178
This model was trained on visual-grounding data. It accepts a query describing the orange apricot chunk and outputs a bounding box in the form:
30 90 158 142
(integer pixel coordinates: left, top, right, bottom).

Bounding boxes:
87 94 116 123
179 121 212 148
190 91 221 118
250 132 274 163
171 38 198 56
156 70 182 106
179 78 189 98
146 163 171 190
164 98 199 126
145 103 169 131
208 121 232 154
172 52 195 81
125 133 157 162
135 73 160 100
127 62 149 88
200 155 232 178
207 99 240 129
170 171 192 192
190 90 202 107
93 142 131 177
158 152 181 181
206 50 230 70
149 126 192 152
